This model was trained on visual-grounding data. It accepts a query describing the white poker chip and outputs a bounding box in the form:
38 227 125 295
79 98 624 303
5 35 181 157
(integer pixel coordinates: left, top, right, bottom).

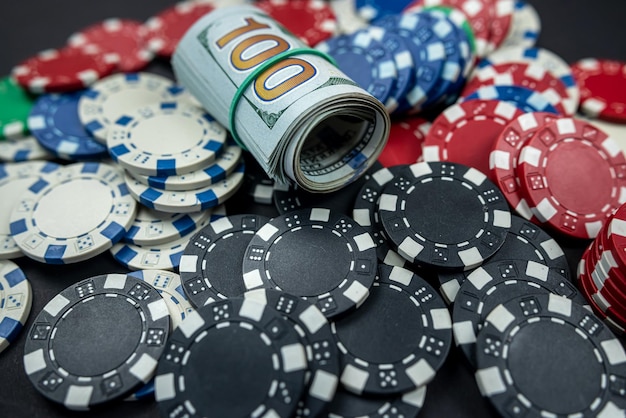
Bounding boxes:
127 269 195 330
110 215 211 271
123 205 214 246
130 142 243 191
0 135 53 162
0 260 32 354
107 101 227 177
501 0 541 49
125 160 245 213
9 162 138 264
0 161 63 260
78 72 194 143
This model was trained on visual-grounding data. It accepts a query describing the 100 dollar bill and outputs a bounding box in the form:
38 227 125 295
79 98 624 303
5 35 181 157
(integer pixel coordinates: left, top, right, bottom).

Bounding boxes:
173 5 390 192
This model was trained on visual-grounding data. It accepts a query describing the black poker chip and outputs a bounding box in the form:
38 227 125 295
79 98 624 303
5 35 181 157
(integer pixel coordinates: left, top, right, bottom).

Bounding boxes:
331 264 452 396
438 215 571 304
273 161 384 217
23 274 170 410
244 288 341 418
180 214 270 308
326 385 427 418
378 162 511 270
154 297 308 418
352 164 412 267
242 208 378 319
452 258 587 367
475 292 626 417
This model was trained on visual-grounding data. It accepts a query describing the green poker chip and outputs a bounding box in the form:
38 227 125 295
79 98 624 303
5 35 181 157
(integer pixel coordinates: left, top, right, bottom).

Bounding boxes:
0 76 34 139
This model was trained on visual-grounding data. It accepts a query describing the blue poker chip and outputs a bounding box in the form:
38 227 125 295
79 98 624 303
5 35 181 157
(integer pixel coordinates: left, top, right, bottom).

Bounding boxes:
372 12 446 113
366 27 415 114
316 32 397 109
355 0 413 21
463 85 560 114
27 91 107 160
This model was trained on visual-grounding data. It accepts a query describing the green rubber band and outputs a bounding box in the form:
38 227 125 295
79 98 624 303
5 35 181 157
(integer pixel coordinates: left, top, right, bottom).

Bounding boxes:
228 47 337 150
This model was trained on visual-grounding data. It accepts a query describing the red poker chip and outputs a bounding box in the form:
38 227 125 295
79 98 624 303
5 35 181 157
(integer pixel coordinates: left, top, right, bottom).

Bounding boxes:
516 118 626 239
572 58 626 123
404 0 494 57
605 205 626 272
12 46 118 94
67 18 154 73
583 251 626 325
378 117 431 167
586 238 626 306
255 0 338 47
422 99 523 180
145 1 216 58
487 0 514 50
490 111 559 222
462 62 573 115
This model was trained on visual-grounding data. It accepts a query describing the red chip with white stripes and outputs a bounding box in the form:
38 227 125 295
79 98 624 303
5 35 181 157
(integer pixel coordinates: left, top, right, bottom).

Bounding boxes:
145 1 216 58
517 117 626 239
255 0 338 47
422 99 523 179
67 18 154 73
572 58 626 123
490 111 559 221
378 117 431 167
12 46 118 94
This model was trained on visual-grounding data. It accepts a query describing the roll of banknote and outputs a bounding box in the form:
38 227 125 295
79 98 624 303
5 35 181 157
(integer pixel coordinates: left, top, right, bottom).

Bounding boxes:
173 5 390 192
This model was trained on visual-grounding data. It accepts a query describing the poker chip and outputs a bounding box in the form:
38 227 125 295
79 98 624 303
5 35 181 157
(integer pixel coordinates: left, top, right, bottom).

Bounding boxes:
9 162 138 264
500 0 541 49
256 0 338 46
316 32 397 110
244 288 340 418
475 292 626 417
241 208 378 319
405 0 493 57
489 112 559 221
326 385 427 418
154 298 308 418
422 99 523 178
332 264 452 395
378 162 511 269
110 215 210 271
107 101 226 176
122 205 213 246
78 72 190 143
0 76 34 139
28 92 108 161
517 117 626 239
463 85 559 114
273 161 383 217
0 135 53 162
127 269 195 330
0 161 62 260
373 12 446 112
486 0 514 50
12 46 118 94
479 46 580 113
572 58 626 123
452 258 584 366
463 62 573 115
366 27 415 114
125 160 245 213
131 142 242 191
577 116 626 154
180 214 270 307
352 165 411 267
0 260 32 354
438 215 570 304
67 18 154 72
377 117 430 167
145 1 216 58
23 273 170 409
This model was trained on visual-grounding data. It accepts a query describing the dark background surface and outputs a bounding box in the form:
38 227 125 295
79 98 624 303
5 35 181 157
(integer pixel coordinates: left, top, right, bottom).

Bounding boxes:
1 1 626 417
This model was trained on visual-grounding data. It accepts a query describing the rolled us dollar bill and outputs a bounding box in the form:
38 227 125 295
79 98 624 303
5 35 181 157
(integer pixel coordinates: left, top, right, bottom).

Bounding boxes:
173 5 390 192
